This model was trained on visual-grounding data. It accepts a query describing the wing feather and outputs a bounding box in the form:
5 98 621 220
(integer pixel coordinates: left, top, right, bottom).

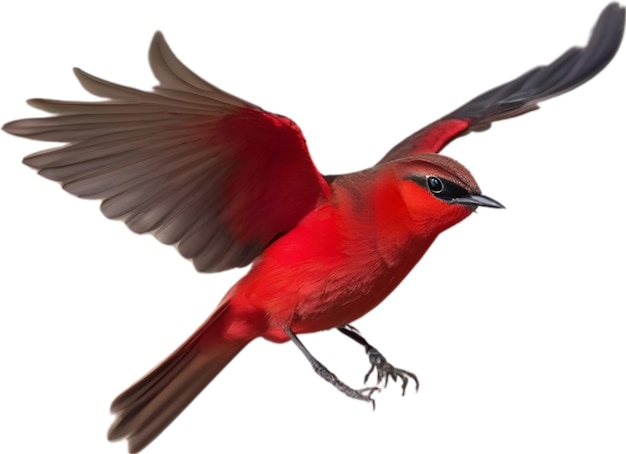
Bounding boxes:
3 33 330 272
379 3 624 164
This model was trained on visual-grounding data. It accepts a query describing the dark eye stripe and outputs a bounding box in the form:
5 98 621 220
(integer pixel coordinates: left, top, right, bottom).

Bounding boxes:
406 175 471 202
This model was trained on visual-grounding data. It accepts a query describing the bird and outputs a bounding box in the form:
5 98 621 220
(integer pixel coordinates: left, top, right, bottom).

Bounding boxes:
2 3 624 453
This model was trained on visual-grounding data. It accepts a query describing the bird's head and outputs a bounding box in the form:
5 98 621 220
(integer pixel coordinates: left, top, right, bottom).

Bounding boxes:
388 153 503 237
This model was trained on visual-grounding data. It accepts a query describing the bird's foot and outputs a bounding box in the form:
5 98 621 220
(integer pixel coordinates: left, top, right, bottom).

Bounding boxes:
364 346 419 396
311 357 380 409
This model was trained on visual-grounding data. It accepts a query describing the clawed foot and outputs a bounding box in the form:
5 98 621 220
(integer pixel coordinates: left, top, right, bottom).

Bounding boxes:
311 355 380 409
289 325 418 410
286 327 382 408
353 386 380 409
364 346 419 396
338 325 419 397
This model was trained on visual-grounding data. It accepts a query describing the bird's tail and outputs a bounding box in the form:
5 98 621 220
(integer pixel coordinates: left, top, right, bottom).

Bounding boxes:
107 302 250 453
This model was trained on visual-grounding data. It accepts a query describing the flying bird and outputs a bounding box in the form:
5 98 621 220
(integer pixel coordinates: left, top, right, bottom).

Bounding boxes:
3 3 624 453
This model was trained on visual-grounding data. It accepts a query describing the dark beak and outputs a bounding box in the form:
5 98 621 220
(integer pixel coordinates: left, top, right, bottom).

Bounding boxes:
452 194 505 209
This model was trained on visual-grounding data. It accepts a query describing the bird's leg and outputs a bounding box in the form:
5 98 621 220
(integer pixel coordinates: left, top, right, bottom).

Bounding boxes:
285 327 379 409
338 325 419 395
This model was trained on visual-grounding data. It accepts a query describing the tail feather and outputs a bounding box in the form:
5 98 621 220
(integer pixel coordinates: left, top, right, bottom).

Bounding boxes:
108 304 249 453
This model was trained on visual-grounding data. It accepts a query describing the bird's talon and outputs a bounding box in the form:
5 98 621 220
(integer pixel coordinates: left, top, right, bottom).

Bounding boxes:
363 349 419 396
358 386 380 397
360 388 379 409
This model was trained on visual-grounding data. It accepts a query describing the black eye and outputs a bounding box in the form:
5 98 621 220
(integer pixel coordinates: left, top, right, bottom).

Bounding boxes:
405 174 471 203
427 176 444 193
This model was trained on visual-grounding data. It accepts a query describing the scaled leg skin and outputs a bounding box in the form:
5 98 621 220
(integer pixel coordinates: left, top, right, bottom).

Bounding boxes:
285 327 379 408
338 325 419 395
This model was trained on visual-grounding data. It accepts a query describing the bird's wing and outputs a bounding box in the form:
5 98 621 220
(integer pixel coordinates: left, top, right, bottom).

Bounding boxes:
3 32 330 272
378 3 624 164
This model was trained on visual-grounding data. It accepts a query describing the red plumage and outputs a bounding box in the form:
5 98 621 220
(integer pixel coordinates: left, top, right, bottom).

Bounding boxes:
3 3 624 453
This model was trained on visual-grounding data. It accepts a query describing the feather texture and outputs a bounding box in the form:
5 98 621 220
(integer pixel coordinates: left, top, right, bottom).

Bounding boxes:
4 33 330 272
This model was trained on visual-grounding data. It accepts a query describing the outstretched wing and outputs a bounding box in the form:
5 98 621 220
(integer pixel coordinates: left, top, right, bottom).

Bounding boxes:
378 3 625 164
3 32 330 272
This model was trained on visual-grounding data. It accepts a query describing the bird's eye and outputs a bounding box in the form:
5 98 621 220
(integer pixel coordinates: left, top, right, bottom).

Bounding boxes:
427 176 444 193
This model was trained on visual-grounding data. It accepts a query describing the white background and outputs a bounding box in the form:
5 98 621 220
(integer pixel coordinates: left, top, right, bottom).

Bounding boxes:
1 1 624 453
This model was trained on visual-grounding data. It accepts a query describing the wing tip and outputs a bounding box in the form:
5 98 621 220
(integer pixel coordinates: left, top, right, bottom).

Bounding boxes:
150 31 167 59
148 30 172 76
604 2 625 19
594 2 625 51
72 66 92 89
2 120 16 136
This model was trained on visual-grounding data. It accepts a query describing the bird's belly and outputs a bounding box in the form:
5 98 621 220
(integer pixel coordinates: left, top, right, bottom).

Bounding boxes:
237 249 414 343
287 256 413 334
235 202 435 342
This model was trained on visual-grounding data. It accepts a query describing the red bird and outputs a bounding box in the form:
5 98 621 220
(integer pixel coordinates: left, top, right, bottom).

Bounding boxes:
3 3 624 453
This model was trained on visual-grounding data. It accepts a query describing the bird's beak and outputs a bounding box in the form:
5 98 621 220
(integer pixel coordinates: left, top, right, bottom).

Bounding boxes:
452 194 505 210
